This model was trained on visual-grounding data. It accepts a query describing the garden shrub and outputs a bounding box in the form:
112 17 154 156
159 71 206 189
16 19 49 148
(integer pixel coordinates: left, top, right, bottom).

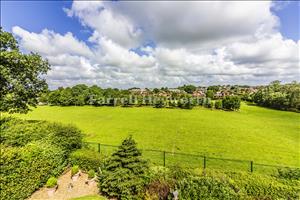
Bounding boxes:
0 142 66 200
215 100 223 109
0 117 51 146
0 117 83 200
225 171 300 200
178 99 194 109
145 167 300 200
222 96 241 111
98 136 148 200
69 148 103 171
71 165 79 176
0 118 83 154
277 167 300 180
46 177 58 188
144 166 174 200
88 170 96 179
176 175 241 200
47 123 83 154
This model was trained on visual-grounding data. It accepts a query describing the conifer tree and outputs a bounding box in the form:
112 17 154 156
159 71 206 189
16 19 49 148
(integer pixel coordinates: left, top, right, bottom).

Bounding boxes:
99 136 148 200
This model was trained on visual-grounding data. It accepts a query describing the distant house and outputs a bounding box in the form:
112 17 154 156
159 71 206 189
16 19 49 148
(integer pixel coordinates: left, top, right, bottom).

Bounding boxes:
129 88 150 95
169 88 182 93
192 90 205 97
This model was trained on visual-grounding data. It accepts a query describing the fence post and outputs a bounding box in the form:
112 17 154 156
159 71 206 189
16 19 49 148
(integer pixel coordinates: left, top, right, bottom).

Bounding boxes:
250 161 253 173
163 151 166 167
98 143 101 153
203 156 206 169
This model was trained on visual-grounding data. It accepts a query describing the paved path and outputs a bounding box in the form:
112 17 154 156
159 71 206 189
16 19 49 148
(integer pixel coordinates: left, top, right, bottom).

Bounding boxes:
29 170 98 200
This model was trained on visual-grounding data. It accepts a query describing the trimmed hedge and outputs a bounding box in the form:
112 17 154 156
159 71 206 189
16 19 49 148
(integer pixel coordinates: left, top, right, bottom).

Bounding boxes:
0 118 83 200
0 118 83 154
0 142 66 200
0 118 51 146
144 167 300 200
69 148 103 172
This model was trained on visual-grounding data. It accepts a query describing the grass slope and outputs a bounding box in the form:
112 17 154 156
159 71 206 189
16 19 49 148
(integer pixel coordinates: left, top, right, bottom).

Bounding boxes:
11 103 300 168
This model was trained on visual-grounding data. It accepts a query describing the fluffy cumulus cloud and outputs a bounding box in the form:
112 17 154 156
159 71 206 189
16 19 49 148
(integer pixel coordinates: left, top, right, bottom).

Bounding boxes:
12 1 300 89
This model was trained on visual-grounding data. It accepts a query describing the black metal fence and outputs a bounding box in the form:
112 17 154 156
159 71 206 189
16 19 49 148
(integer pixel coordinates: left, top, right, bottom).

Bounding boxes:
84 142 299 175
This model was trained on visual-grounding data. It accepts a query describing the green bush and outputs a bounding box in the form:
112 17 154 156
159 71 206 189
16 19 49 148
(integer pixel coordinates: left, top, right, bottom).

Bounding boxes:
46 177 57 188
222 96 241 111
72 165 79 176
0 118 83 154
0 118 83 200
277 168 300 180
177 175 241 199
99 136 148 200
0 118 51 146
69 148 103 171
226 171 300 199
88 170 96 179
145 167 300 200
47 123 83 154
178 100 194 109
215 100 222 109
0 142 66 200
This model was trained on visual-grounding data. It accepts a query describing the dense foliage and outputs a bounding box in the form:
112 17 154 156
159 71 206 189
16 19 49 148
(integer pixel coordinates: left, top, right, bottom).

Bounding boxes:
0 118 83 200
46 177 58 188
98 136 148 200
222 96 241 111
71 165 79 176
0 142 65 200
69 148 103 172
0 118 82 153
277 168 300 180
0 28 50 113
253 81 300 112
145 167 300 200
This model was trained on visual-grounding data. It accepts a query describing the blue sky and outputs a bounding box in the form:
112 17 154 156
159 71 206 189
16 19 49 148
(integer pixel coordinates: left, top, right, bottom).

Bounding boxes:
1 1 90 41
2 1 299 42
1 1 299 88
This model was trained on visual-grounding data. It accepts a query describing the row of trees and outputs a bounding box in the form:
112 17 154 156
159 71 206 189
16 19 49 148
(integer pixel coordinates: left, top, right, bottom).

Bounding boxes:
252 81 300 112
40 84 241 111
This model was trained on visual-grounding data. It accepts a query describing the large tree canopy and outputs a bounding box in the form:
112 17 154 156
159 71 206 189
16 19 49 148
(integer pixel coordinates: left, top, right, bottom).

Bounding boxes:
0 28 50 113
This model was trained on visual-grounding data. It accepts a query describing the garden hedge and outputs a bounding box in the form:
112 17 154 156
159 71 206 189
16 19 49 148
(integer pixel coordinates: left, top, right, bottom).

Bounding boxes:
0 142 66 200
144 167 300 200
0 118 83 200
69 148 103 172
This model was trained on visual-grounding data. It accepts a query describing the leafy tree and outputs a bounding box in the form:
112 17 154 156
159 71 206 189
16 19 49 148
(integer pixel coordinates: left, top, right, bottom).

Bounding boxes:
222 96 241 111
99 136 148 200
154 99 165 108
153 88 160 94
207 85 220 92
179 84 197 94
215 100 223 109
178 99 194 109
0 28 50 113
206 90 214 99
253 81 300 112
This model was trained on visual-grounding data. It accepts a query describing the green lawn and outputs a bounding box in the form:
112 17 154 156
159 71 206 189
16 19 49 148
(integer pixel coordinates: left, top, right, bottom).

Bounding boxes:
11 102 300 169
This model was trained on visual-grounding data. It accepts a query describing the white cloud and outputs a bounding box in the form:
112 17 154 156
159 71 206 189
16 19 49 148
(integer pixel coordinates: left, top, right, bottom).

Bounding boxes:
12 26 93 58
111 1 279 48
11 1 300 89
64 1 142 49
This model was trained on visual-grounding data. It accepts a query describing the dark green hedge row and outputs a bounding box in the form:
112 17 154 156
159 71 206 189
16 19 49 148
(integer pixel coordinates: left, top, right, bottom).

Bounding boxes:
0 118 83 200
145 167 300 200
0 142 66 200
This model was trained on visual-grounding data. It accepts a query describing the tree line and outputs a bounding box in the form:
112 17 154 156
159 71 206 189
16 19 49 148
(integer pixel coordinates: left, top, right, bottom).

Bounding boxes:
39 84 241 111
251 81 300 112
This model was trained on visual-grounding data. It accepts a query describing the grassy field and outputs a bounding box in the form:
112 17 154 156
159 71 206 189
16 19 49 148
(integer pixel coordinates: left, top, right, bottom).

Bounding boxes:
11 102 300 169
